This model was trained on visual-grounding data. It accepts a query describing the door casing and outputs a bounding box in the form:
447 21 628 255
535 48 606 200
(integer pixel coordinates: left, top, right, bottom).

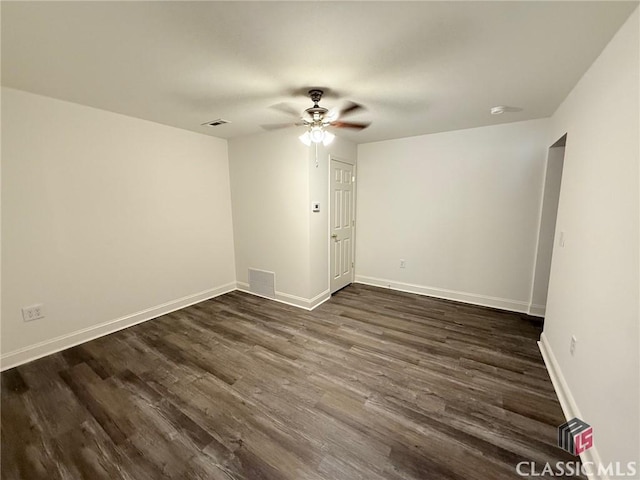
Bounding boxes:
329 156 357 293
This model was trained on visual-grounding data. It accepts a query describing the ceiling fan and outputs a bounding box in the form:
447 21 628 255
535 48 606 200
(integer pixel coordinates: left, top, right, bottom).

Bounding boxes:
262 89 371 146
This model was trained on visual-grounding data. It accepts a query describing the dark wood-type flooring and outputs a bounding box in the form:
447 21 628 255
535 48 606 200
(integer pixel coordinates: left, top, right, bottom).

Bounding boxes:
1 284 578 479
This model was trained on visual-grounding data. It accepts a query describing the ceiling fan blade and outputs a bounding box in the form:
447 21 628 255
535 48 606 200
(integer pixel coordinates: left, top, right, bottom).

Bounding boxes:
330 120 371 130
269 102 301 118
261 122 299 131
339 101 365 118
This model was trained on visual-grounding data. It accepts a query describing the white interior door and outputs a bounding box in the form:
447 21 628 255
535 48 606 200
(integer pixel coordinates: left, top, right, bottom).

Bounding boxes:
330 159 355 293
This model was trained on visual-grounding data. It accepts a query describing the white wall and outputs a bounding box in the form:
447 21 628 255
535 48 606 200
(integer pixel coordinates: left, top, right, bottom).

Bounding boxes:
228 129 311 305
1 88 236 368
540 7 639 473
530 145 565 317
356 118 549 311
228 129 356 308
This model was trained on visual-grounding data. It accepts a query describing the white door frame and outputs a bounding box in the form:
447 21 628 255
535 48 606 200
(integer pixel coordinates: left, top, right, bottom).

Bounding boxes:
328 156 357 293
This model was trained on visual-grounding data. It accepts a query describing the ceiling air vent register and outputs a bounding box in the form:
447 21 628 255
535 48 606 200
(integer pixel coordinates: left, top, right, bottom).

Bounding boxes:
202 119 231 127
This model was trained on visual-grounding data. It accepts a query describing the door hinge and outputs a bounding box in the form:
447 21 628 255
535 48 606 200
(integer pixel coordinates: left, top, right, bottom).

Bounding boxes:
352 261 354 268
352 220 355 226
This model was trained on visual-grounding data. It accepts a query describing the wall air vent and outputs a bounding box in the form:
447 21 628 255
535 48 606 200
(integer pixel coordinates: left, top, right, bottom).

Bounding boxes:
201 119 231 127
248 268 276 299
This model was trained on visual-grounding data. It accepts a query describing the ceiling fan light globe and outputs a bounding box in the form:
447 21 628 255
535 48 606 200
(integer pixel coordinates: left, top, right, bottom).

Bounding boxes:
299 131 312 146
322 131 335 146
310 126 325 143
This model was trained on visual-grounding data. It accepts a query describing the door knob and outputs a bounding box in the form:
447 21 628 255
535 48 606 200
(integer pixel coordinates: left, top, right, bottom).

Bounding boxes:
331 234 338 239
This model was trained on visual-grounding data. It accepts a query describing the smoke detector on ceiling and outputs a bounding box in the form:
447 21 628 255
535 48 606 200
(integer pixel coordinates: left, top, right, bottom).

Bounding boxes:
490 105 523 115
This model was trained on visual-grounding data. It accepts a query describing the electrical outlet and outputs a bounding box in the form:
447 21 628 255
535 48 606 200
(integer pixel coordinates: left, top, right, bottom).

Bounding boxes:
400 259 406 269
22 304 45 322
570 335 577 356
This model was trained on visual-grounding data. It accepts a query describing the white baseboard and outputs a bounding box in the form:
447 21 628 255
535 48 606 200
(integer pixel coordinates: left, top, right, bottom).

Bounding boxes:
354 275 530 313
0 282 236 372
236 282 330 311
308 289 332 310
529 303 546 317
538 332 607 480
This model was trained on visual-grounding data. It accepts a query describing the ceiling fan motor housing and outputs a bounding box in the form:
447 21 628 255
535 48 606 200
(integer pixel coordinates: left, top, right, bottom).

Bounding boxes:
261 87 369 132
305 106 328 121
305 89 329 123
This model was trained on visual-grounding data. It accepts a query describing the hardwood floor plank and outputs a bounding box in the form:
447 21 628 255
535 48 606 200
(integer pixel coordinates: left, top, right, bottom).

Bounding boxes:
59 364 136 446
1 284 578 479
0 370 28 397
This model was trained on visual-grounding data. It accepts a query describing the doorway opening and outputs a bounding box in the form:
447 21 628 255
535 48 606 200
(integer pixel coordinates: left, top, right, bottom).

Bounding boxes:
529 134 567 317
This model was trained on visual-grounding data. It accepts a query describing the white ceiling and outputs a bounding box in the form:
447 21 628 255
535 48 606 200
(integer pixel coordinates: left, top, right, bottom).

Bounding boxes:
2 1 637 144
